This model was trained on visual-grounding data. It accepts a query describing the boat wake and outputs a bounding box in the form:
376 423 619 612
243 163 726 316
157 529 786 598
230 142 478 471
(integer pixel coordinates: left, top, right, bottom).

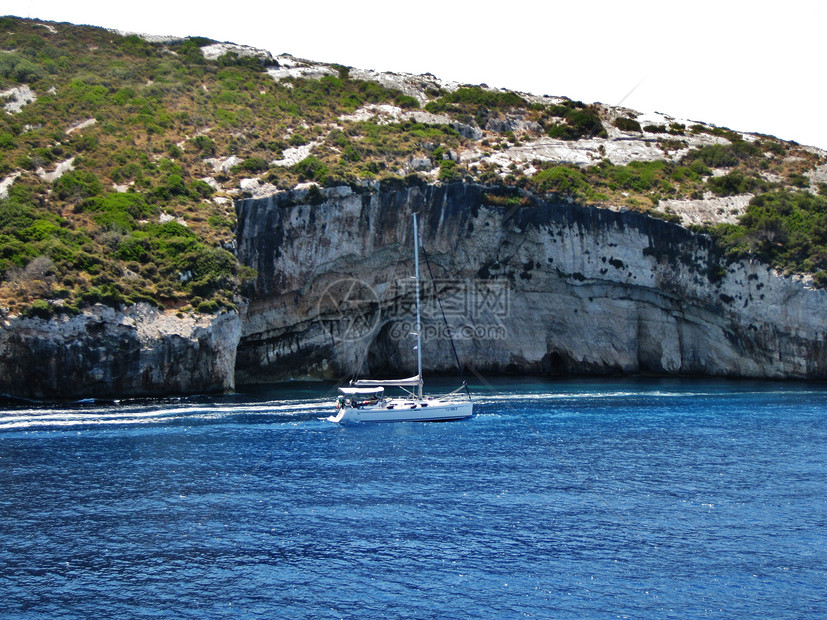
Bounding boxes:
473 387 807 405
0 399 330 432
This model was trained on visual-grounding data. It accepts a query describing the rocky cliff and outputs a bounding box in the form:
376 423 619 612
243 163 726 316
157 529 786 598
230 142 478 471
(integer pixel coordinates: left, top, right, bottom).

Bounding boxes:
235 182 827 382
0 304 241 400
4 180 825 402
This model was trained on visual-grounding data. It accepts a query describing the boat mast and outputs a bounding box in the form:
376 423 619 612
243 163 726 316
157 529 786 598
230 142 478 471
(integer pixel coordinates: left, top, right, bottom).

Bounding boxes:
413 213 423 400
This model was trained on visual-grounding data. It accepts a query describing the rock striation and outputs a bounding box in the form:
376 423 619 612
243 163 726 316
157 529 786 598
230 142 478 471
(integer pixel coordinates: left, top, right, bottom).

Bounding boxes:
0 304 241 400
235 183 827 382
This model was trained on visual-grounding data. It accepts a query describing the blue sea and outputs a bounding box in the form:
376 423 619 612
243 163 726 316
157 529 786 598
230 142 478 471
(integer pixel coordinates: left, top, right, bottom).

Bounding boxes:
1 378 825 618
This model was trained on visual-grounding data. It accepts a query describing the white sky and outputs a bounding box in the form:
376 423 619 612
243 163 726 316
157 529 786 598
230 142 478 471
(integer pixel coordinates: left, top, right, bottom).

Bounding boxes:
3 0 826 150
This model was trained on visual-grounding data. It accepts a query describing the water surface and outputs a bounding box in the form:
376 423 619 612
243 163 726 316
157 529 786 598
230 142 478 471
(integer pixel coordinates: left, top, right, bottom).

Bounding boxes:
1 378 825 618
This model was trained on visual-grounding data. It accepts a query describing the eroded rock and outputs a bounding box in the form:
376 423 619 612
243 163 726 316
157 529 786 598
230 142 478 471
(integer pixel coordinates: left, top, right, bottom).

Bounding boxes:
0 304 241 400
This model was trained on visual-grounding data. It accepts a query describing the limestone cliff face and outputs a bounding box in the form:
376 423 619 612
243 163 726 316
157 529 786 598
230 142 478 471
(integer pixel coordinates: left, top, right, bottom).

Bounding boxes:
235 182 827 381
0 304 241 400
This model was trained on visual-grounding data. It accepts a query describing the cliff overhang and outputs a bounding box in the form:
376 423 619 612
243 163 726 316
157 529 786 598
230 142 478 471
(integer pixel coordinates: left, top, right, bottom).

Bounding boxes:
234 182 827 383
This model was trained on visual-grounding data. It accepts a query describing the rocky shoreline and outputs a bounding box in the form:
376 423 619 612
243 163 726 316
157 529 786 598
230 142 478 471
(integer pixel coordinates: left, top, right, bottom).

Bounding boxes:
0 304 240 400
3 181 826 401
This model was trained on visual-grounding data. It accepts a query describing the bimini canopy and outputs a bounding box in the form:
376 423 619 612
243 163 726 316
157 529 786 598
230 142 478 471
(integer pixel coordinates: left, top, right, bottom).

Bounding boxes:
338 386 385 395
353 375 422 388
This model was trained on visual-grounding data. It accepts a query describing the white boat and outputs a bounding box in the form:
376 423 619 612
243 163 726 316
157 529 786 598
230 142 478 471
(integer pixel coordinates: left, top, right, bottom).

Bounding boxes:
327 214 473 423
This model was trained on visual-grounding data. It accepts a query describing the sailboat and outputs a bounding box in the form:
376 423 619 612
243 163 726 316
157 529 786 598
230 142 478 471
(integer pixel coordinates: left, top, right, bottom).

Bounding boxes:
327 213 473 423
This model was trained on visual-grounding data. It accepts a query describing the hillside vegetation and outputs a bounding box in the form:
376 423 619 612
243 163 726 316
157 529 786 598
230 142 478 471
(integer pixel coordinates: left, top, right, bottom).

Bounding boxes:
1 16 826 318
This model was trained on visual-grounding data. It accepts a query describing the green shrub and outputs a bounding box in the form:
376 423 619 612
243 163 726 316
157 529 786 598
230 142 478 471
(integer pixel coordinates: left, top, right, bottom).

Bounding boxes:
687 144 737 168
112 87 136 105
196 299 221 313
547 124 579 140
21 219 64 242
707 170 765 196
110 162 144 182
394 94 420 109
238 157 270 173
788 173 809 188
620 161 666 191
670 166 700 183
547 108 606 140
293 156 328 183
126 292 164 309
52 170 104 202
547 104 572 117
438 159 462 182
709 190 827 272
22 299 54 319
189 179 215 198
192 135 215 155
84 192 154 219
690 125 743 142
532 165 589 196
207 215 233 229
288 133 309 147
583 160 668 194
186 246 236 279
92 210 134 231
688 159 712 176
340 145 361 163
151 220 196 240
153 174 189 200
440 86 526 109
682 142 761 169
115 234 152 263
760 140 787 156
79 284 127 308
0 196 37 230
614 117 642 132
0 52 45 83
0 132 15 149
73 250 104 273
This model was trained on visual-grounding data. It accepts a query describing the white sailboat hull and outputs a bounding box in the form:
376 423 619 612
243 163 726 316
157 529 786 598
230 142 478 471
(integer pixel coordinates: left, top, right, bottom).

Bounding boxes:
328 214 473 425
327 399 472 423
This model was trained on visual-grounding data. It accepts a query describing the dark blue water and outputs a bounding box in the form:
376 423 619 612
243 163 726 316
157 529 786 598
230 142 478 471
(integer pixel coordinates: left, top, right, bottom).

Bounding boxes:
1 378 825 618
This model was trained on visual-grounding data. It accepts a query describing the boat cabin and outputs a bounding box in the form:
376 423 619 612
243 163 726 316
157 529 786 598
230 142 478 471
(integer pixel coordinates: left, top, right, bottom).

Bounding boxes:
337 386 384 409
